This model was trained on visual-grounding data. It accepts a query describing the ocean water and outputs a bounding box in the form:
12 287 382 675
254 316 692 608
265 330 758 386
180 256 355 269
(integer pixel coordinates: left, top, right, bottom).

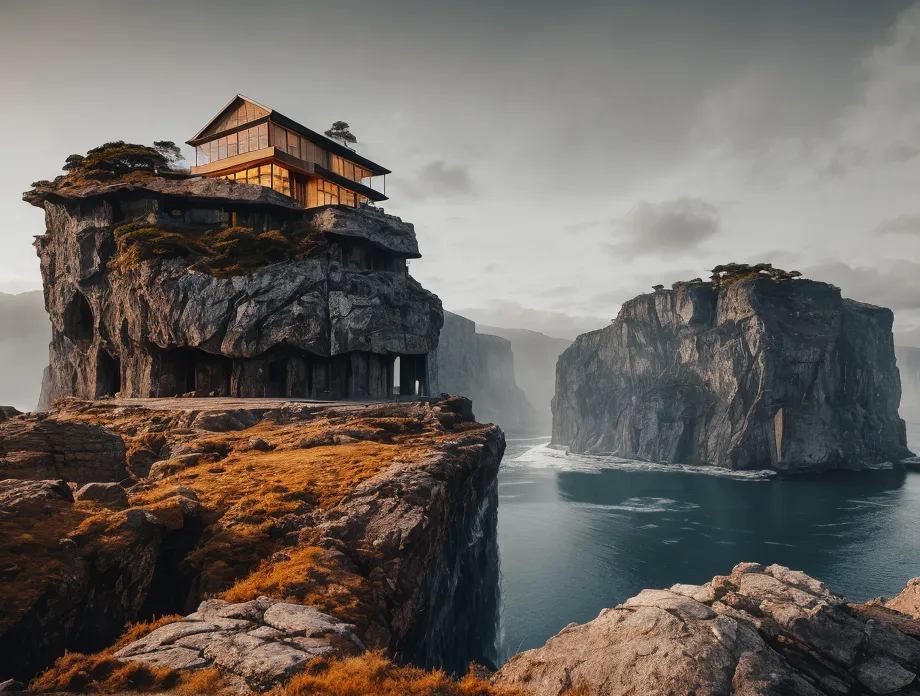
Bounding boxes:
495 423 920 662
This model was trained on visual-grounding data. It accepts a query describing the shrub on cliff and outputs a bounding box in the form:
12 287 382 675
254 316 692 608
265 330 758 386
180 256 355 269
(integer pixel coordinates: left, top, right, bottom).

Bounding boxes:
111 220 325 277
28 141 186 194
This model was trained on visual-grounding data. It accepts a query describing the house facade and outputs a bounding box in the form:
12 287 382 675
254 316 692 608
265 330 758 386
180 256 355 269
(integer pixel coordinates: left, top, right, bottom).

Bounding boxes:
187 95 389 209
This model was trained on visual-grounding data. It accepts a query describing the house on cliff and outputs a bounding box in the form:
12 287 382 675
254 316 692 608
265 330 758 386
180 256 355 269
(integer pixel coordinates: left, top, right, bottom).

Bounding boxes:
28 100 442 406
188 95 389 210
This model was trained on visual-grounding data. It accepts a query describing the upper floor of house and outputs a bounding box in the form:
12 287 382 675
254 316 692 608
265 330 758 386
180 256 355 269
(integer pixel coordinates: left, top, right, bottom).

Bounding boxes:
187 95 390 209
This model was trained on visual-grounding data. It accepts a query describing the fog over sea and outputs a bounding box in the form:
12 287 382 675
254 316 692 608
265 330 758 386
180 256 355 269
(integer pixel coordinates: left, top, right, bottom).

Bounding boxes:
495 423 920 661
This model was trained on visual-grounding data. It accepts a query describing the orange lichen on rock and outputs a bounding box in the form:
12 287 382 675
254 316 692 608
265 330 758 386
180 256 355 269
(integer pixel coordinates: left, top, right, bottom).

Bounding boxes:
275 651 523 696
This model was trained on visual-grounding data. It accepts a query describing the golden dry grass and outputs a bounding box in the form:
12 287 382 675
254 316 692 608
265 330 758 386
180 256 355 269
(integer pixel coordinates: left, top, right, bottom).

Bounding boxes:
29 652 180 693
221 546 374 625
14 400 500 692
274 651 523 696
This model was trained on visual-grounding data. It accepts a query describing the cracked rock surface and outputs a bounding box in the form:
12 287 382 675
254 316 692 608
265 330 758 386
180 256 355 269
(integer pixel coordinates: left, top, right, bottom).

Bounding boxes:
552 277 912 471
492 563 920 695
114 597 360 691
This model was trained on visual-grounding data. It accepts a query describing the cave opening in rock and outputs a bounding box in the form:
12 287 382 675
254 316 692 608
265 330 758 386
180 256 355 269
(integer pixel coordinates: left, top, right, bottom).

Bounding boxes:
159 348 232 396
399 354 428 396
62 292 94 342
95 350 121 398
267 358 288 398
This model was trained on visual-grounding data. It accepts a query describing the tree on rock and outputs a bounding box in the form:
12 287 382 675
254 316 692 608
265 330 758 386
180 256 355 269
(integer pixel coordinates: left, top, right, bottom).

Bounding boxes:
324 121 357 146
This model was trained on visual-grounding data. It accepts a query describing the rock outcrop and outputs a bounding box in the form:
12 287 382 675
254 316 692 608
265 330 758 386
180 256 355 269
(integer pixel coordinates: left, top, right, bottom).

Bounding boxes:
27 176 442 405
113 597 361 691
0 415 129 484
493 562 920 695
434 311 539 433
552 275 912 471
0 397 503 683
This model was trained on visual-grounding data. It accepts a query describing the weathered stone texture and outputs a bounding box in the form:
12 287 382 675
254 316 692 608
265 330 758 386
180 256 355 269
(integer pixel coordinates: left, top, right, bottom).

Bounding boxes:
0 416 128 484
493 563 920 696
552 278 912 472
29 180 442 405
114 598 361 691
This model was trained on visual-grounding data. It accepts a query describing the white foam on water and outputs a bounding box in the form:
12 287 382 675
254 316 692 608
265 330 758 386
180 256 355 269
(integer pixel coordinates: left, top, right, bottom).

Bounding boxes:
572 497 701 514
505 443 775 480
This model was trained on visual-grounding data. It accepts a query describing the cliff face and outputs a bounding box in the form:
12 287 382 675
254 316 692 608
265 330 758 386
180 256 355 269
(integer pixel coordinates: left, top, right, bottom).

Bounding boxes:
552 278 912 472
897 345 920 426
493 562 920 695
0 397 503 684
434 311 539 433
478 324 572 430
29 177 442 405
0 291 50 411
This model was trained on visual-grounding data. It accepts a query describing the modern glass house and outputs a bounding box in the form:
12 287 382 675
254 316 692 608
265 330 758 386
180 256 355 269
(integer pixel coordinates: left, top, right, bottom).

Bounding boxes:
187 95 390 209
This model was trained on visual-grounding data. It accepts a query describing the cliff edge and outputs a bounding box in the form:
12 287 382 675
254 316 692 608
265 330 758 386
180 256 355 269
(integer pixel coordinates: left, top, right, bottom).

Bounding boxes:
0 397 503 688
552 271 912 472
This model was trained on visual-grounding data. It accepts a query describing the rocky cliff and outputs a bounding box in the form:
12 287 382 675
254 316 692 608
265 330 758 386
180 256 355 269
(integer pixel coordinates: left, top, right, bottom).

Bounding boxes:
434 311 539 433
27 177 442 405
0 291 50 411
0 397 503 687
478 324 572 431
493 562 920 695
552 274 912 472
897 346 920 427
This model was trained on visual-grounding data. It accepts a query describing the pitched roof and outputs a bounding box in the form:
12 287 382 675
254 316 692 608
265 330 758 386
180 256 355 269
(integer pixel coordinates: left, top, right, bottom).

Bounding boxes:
187 95 391 176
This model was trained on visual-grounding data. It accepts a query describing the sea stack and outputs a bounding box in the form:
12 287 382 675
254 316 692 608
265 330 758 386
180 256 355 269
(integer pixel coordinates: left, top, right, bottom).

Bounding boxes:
551 264 912 472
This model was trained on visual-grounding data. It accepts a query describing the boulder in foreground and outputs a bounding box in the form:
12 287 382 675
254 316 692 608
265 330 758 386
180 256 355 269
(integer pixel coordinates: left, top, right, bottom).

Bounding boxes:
493 562 920 695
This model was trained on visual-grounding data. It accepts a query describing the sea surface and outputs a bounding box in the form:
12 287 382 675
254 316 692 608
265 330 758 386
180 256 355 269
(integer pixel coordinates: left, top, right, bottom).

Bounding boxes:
495 422 920 662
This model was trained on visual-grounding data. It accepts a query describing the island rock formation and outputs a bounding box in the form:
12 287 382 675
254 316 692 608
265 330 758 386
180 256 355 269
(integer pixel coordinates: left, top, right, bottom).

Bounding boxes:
434 311 539 433
493 562 920 695
552 271 912 472
27 177 442 405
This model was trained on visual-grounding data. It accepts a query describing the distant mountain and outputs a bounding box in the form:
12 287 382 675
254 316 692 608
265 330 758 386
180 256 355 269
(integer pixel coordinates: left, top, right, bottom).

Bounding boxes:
433 312 540 434
477 325 571 429
0 291 50 411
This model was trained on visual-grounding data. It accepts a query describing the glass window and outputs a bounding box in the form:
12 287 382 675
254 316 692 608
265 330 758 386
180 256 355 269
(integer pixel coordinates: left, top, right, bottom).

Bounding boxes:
342 188 355 207
258 123 268 150
196 145 210 166
209 140 219 163
228 132 238 158
273 124 286 151
218 137 228 160
237 131 249 155
249 127 259 153
259 165 271 187
288 133 300 159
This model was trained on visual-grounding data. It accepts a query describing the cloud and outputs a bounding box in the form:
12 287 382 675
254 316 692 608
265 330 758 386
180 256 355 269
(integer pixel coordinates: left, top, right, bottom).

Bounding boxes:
876 213 920 236
607 198 721 259
804 260 920 311
396 160 473 200
815 3 920 177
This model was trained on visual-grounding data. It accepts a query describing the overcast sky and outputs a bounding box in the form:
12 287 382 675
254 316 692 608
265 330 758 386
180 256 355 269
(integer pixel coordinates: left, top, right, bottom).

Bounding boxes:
3 0 920 342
